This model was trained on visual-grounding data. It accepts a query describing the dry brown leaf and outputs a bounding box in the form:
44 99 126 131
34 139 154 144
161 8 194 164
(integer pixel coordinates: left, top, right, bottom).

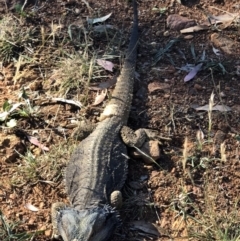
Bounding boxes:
209 13 239 27
92 89 107 106
180 25 209 33
52 98 82 108
195 104 231 112
97 59 114 72
27 135 49 151
89 76 117 90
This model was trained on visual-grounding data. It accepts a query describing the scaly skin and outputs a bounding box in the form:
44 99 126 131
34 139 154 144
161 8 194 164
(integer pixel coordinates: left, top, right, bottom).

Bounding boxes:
51 1 138 241
99 0 138 122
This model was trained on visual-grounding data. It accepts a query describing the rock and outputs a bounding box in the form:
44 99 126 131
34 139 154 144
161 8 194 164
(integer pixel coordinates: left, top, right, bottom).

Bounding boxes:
184 34 194 40
131 140 160 164
163 30 170 37
167 14 196 31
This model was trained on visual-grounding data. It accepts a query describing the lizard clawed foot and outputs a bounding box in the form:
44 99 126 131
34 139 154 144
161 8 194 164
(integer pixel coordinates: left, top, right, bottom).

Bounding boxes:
121 126 161 164
121 126 147 147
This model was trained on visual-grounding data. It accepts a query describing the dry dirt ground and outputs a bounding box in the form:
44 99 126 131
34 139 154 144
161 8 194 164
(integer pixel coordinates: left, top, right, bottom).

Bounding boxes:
0 0 240 240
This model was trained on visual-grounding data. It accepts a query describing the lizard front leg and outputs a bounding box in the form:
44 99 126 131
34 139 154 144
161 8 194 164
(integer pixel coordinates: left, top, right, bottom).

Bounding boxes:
120 126 160 163
120 126 159 147
51 202 66 239
110 190 122 209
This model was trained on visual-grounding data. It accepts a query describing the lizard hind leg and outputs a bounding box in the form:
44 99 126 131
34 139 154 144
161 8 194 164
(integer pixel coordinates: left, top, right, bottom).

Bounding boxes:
121 126 161 164
110 190 122 209
51 202 66 239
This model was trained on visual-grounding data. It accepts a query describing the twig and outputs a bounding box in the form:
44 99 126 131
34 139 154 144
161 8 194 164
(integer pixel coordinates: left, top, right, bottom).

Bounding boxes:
21 0 28 11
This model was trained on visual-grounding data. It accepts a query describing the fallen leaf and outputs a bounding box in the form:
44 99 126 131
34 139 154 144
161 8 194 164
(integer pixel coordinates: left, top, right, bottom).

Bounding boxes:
39 180 55 185
92 89 107 106
184 63 203 82
180 25 209 33
219 20 234 30
87 13 112 24
209 13 239 23
211 33 235 55
212 105 231 112
52 98 82 108
25 203 39 212
27 135 49 151
208 13 239 29
178 64 195 72
195 104 231 112
97 59 114 72
89 76 117 90
212 46 221 56
0 102 24 121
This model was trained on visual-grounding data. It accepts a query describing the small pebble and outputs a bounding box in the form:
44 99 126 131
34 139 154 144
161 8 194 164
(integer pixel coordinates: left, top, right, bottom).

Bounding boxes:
45 229 52 237
184 34 194 40
220 91 226 97
150 42 157 46
163 31 170 37
75 8 80 14
194 83 203 90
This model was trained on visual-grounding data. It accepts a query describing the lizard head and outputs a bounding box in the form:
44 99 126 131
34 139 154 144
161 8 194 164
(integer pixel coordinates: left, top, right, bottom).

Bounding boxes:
56 205 120 241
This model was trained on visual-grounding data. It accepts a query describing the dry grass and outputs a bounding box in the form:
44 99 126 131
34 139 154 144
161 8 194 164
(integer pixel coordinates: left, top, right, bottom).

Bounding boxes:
0 210 37 241
177 85 240 241
187 185 240 241
10 141 76 187
0 15 37 64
